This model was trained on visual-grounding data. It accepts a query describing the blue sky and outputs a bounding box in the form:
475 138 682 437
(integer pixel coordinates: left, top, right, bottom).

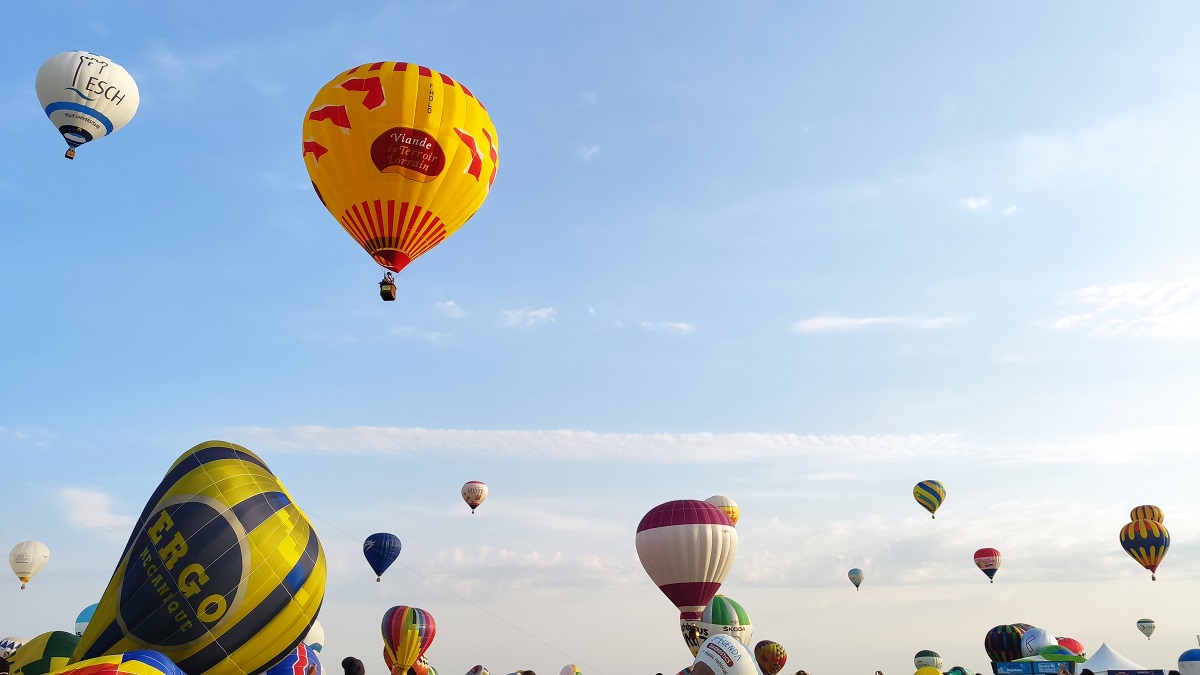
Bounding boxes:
4 2 1200 674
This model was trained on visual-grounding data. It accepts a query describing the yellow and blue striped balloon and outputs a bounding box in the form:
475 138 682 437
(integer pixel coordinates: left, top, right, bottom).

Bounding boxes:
913 480 946 519
1120 519 1170 581
1130 505 1164 523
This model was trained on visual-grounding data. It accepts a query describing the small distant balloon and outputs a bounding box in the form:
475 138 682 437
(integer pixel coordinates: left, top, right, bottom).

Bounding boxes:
1136 618 1155 639
914 650 942 669
75 603 98 637
974 547 1002 583
704 496 740 527
35 51 140 159
754 640 787 675
9 540 50 589
847 568 864 590
913 480 945 519
364 533 402 581
1121 519 1169 580
465 667 489 675
559 666 583 675
462 481 488 513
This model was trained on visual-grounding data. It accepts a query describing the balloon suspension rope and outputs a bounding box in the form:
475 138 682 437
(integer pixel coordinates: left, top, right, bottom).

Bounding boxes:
306 510 606 675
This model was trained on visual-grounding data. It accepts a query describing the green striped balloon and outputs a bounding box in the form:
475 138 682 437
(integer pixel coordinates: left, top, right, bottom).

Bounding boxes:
681 594 753 656
913 480 946 519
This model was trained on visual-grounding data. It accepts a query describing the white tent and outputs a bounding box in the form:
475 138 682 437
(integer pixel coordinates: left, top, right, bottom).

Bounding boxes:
1079 643 1148 673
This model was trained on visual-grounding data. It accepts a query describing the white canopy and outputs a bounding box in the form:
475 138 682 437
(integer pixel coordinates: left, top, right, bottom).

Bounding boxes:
1079 643 1148 673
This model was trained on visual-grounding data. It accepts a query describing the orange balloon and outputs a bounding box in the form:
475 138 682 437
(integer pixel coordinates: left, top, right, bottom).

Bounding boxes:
302 62 499 274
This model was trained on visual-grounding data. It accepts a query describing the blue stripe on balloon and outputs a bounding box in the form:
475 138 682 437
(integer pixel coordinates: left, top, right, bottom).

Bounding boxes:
44 101 114 134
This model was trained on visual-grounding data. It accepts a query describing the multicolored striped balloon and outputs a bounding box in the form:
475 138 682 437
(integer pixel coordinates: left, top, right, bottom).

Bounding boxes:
1130 505 1164 523
381 606 435 672
263 642 322 675
913 480 946 519
45 651 185 675
984 624 1027 663
753 640 787 675
681 594 753 657
1120 519 1170 581
636 500 737 621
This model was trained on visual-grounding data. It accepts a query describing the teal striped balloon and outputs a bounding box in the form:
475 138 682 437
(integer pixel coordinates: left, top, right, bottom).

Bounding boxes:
913 480 946 519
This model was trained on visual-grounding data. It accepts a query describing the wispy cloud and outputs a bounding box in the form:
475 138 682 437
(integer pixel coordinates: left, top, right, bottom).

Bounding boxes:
638 321 695 334
790 315 954 334
389 326 449 343
962 196 989 212
577 144 600 162
500 307 556 328
1053 275 1200 337
58 488 135 530
1002 205 1018 216
436 301 465 318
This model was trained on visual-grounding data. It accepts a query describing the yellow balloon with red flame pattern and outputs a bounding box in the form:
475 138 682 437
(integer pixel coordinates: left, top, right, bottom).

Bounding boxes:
302 61 499 275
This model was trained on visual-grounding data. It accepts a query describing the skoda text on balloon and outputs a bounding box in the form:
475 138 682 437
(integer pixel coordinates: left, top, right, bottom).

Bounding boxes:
126 501 243 642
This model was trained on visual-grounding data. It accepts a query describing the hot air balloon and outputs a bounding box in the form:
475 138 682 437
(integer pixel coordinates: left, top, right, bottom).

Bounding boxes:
984 625 1028 663
1121 519 1169 580
847 568 864 590
913 480 945 519
704 496 740 527
1056 637 1085 658
1136 619 1155 639
304 619 325 653
1179 648 1200 675
680 595 753 657
52 651 190 675
462 481 488 513
690 634 758 675
754 640 786 675
75 603 98 637
1131 505 1164 523
364 533 402 581
636 500 737 622
9 631 78 675
465 667 489 675
914 650 942 669
9 540 49 589
914 668 941 675
262 644 322 675
301 61 500 299
974 547 1002 583
558 666 582 675
0 637 26 659
73 440 327 675
381 606 435 675
1021 627 1056 657
35 51 140 159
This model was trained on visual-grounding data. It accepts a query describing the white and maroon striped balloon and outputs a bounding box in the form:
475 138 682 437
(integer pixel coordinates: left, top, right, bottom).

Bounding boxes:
636 499 738 620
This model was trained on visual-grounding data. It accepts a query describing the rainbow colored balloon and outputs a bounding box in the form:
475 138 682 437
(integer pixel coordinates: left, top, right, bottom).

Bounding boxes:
1121 519 1170 581
381 606 435 673
913 480 946 519
753 640 787 675
50 651 186 675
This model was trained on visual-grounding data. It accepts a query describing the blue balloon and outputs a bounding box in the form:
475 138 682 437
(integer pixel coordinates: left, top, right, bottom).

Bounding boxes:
262 642 322 675
363 533 402 581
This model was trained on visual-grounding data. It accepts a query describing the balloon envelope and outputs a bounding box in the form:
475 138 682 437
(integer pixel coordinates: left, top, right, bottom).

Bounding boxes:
363 533 402 580
974 547 1002 582
381 606 435 672
10 631 78 675
913 480 945 518
302 62 499 275
636 500 737 620
682 595 753 657
915 668 941 675
914 650 942 669
847 568 864 590
35 51 140 157
1021 628 1056 657
303 620 324 653
1120 519 1170 580
753 640 786 675
0 637 27 660
465 667 489 675
1178 648 1200 675
76 603 98 637
9 540 50 589
1137 618 1155 639
263 643 322 675
690 634 761 675
52 651 187 675
1130 505 1164 523
462 481 488 513
704 496 740 527
1056 637 1085 657
558 666 582 675
985 624 1028 663
73 440 327 675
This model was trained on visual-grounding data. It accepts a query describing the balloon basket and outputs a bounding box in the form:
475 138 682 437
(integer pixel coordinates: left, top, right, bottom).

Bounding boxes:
65 148 76 160
379 283 397 301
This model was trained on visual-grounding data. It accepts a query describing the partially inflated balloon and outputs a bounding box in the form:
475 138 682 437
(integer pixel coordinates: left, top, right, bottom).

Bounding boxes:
73 441 327 675
303 620 324 653
636 500 737 621
53 651 187 675
1120 519 1170 580
914 650 942 669
381 606 435 673
558 666 582 675
974 548 1002 583
462 482 488 513
364 533 402 581
302 62 499 276
753 641 786 675
913 480 945 519
847 568 864 590
681 595 753 657
1021 628 1055 657
76 603 98 637
10 540 50 589
704 496 740 527
1137 618 1155 639
35 51 140 159
0 637 26 659
1056 637 1085 658
10 631 78 675
915 668 941 675
690 634 760 675
263 643 322 675
984 625 1027 663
